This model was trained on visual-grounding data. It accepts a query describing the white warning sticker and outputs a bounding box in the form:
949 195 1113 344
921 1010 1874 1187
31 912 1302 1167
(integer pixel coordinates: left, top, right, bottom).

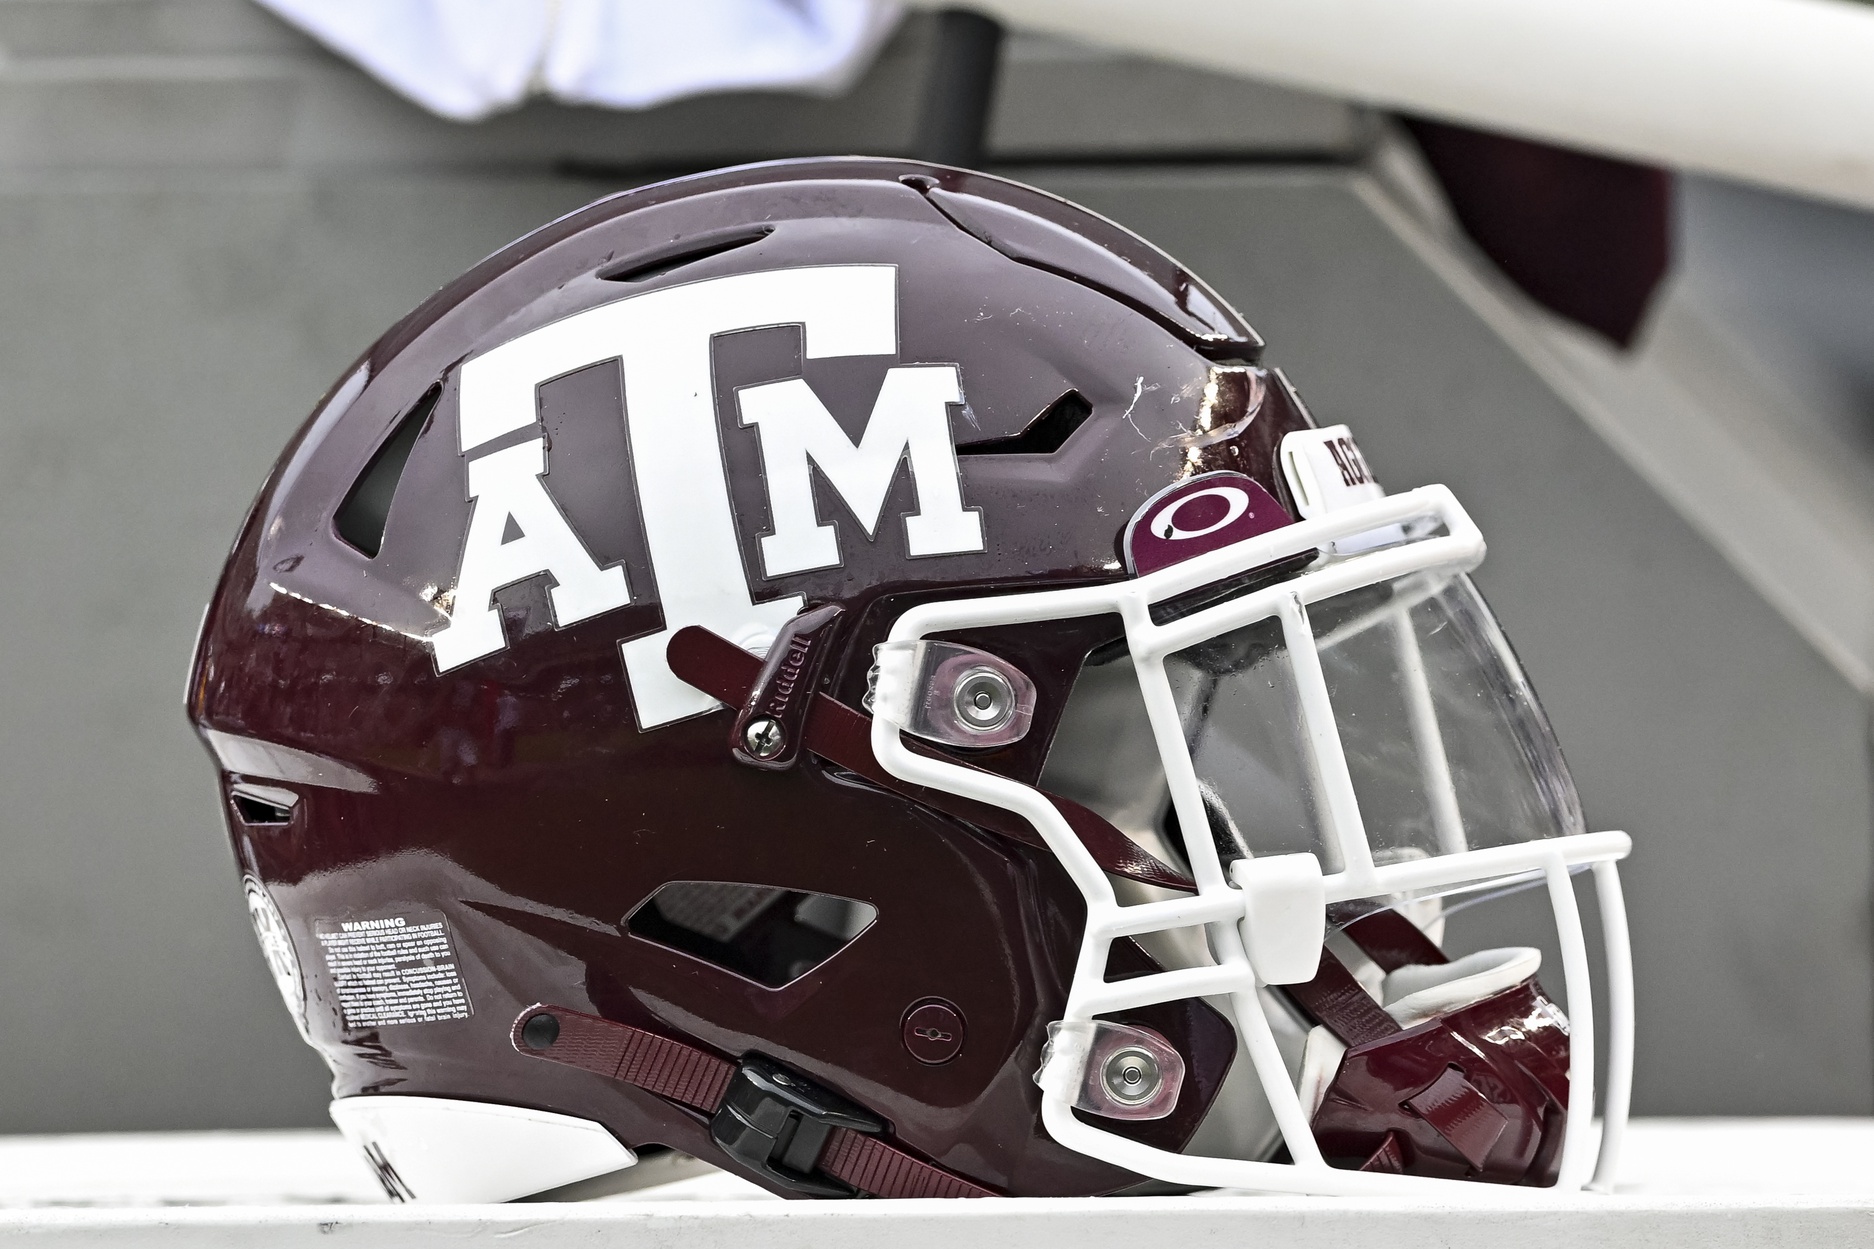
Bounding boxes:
315 911 472 1029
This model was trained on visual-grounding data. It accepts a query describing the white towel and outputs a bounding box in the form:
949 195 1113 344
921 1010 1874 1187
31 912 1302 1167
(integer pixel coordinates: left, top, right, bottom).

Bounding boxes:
256 0 904 122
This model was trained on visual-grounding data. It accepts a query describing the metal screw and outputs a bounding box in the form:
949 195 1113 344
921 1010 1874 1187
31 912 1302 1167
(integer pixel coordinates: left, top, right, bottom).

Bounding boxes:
744 717 785 759
1101 1046 1163 1107
952 666 1015 733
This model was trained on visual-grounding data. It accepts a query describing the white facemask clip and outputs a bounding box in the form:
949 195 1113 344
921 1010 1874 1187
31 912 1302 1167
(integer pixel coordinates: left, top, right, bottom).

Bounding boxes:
869 641 1036 749
1231 852 1327 985
1035 1019 1186 1121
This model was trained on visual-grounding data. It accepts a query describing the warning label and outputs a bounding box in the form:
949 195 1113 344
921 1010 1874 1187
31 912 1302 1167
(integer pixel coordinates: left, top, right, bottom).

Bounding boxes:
315 911 472 1029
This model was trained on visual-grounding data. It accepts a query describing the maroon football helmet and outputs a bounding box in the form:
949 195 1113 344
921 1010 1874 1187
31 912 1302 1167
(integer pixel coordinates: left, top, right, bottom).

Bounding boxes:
189 158 1633 1202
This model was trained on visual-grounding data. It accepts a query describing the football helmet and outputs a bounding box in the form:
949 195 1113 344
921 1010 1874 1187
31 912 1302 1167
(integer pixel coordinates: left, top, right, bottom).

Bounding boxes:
189 157 1633 1201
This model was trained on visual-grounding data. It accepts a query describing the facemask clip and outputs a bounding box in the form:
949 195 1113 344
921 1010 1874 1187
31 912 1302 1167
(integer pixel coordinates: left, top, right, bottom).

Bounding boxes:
1230 852 1326 985
871 641 1036 749
1034 1020 1185 1121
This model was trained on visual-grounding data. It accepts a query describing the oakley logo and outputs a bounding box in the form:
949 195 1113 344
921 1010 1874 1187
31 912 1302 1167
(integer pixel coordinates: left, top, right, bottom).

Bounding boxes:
912 1025 956 1043
1151 485 1251 542
430 266 984 728
1124 470 1293 577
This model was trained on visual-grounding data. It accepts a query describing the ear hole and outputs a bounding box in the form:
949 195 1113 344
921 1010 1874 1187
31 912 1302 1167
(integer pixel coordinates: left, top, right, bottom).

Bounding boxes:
956 389 1093 456
230 783 298 826
625 881 876 988
334 384 438 558
597 225 773 284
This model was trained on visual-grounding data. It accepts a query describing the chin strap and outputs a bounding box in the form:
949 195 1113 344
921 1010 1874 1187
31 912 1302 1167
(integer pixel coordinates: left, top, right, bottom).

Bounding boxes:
666 624 1195 893
1283 908 1453 1047
1341 907 1450 972
511 1005 994 1199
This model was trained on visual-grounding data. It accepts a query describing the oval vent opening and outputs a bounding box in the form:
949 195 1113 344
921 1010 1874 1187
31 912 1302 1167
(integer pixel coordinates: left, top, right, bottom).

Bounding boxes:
625 881 876 988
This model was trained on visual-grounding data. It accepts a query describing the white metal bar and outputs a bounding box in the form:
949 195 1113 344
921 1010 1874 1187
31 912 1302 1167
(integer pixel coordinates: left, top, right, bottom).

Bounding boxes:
1091 894 1244 940
1136 530 1482 663
1077 964 1249 1015
1125 629 1233 895
1276 592 1376 878
1223 981 1331 1170
1321 830 1632 903
1592 861 1636 1194
876 487 1477 650
1114 607 1334 1172
1547 852 1598 1191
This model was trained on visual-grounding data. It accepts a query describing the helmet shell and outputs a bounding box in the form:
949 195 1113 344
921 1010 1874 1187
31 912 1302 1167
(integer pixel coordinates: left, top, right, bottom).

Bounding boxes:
190 158 1315 1197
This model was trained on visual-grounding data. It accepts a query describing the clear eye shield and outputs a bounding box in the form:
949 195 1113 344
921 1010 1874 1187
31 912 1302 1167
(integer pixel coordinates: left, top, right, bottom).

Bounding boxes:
869 466 1633 1197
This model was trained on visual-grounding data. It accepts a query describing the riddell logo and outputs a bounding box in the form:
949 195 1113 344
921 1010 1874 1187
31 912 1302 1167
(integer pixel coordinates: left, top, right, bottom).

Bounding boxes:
756 630 817 721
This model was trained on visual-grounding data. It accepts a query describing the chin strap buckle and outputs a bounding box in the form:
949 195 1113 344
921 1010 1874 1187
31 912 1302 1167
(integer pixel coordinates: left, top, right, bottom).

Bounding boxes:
709 1054 887 1197
513 1005 995 1198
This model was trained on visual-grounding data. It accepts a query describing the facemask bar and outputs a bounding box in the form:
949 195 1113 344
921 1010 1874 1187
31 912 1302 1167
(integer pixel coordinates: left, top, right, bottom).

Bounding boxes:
869 485 1634 1196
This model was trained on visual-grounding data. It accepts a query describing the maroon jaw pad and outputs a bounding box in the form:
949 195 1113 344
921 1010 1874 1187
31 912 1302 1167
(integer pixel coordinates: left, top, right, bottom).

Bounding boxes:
1404 1065 1510 1171
1122 471 1293 577
1310 975 1571 1185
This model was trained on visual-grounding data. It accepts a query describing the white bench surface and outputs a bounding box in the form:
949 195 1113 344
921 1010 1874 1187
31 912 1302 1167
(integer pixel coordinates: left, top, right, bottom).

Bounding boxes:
0 1118 1868 1246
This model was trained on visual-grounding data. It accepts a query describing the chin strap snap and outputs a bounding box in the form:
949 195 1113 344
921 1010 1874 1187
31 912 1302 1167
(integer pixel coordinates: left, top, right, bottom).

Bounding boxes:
510 1005 995 1199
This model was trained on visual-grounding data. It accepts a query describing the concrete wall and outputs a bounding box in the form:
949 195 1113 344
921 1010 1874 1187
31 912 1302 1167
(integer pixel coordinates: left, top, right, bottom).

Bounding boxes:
0 1 1864 1132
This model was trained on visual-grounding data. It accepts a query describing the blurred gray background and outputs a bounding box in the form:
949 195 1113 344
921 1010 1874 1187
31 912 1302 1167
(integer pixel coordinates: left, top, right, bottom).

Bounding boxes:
0 0 1871 1133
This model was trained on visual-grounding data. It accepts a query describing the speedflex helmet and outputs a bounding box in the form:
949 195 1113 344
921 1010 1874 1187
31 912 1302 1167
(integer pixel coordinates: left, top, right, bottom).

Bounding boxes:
189 158 1633 1202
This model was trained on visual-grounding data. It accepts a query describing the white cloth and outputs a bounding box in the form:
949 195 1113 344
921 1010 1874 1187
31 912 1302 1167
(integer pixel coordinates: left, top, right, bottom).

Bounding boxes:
256 0 904 122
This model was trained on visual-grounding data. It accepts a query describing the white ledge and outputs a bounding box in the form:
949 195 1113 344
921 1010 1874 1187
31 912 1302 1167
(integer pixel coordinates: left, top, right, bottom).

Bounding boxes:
0 1119 1869 1246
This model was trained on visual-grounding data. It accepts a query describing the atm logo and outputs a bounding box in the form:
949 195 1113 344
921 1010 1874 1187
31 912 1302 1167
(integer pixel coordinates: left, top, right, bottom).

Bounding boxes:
429 266 984 729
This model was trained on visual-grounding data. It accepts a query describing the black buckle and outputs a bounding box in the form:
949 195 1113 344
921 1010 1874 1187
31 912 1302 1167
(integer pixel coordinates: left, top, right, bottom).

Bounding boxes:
709 1054 886 1197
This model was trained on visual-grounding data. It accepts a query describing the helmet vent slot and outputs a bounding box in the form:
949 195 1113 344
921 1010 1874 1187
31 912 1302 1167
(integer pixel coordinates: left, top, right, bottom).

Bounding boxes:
956 389 1093 456
334 384 438 559
625 881 876 989
229 783 297 826
597 225 774 284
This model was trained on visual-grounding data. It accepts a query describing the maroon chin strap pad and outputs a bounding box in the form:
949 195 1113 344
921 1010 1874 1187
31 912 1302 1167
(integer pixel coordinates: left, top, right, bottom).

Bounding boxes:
512 1005 995 1199
1290 913 1573 1186
667 625 1195 892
